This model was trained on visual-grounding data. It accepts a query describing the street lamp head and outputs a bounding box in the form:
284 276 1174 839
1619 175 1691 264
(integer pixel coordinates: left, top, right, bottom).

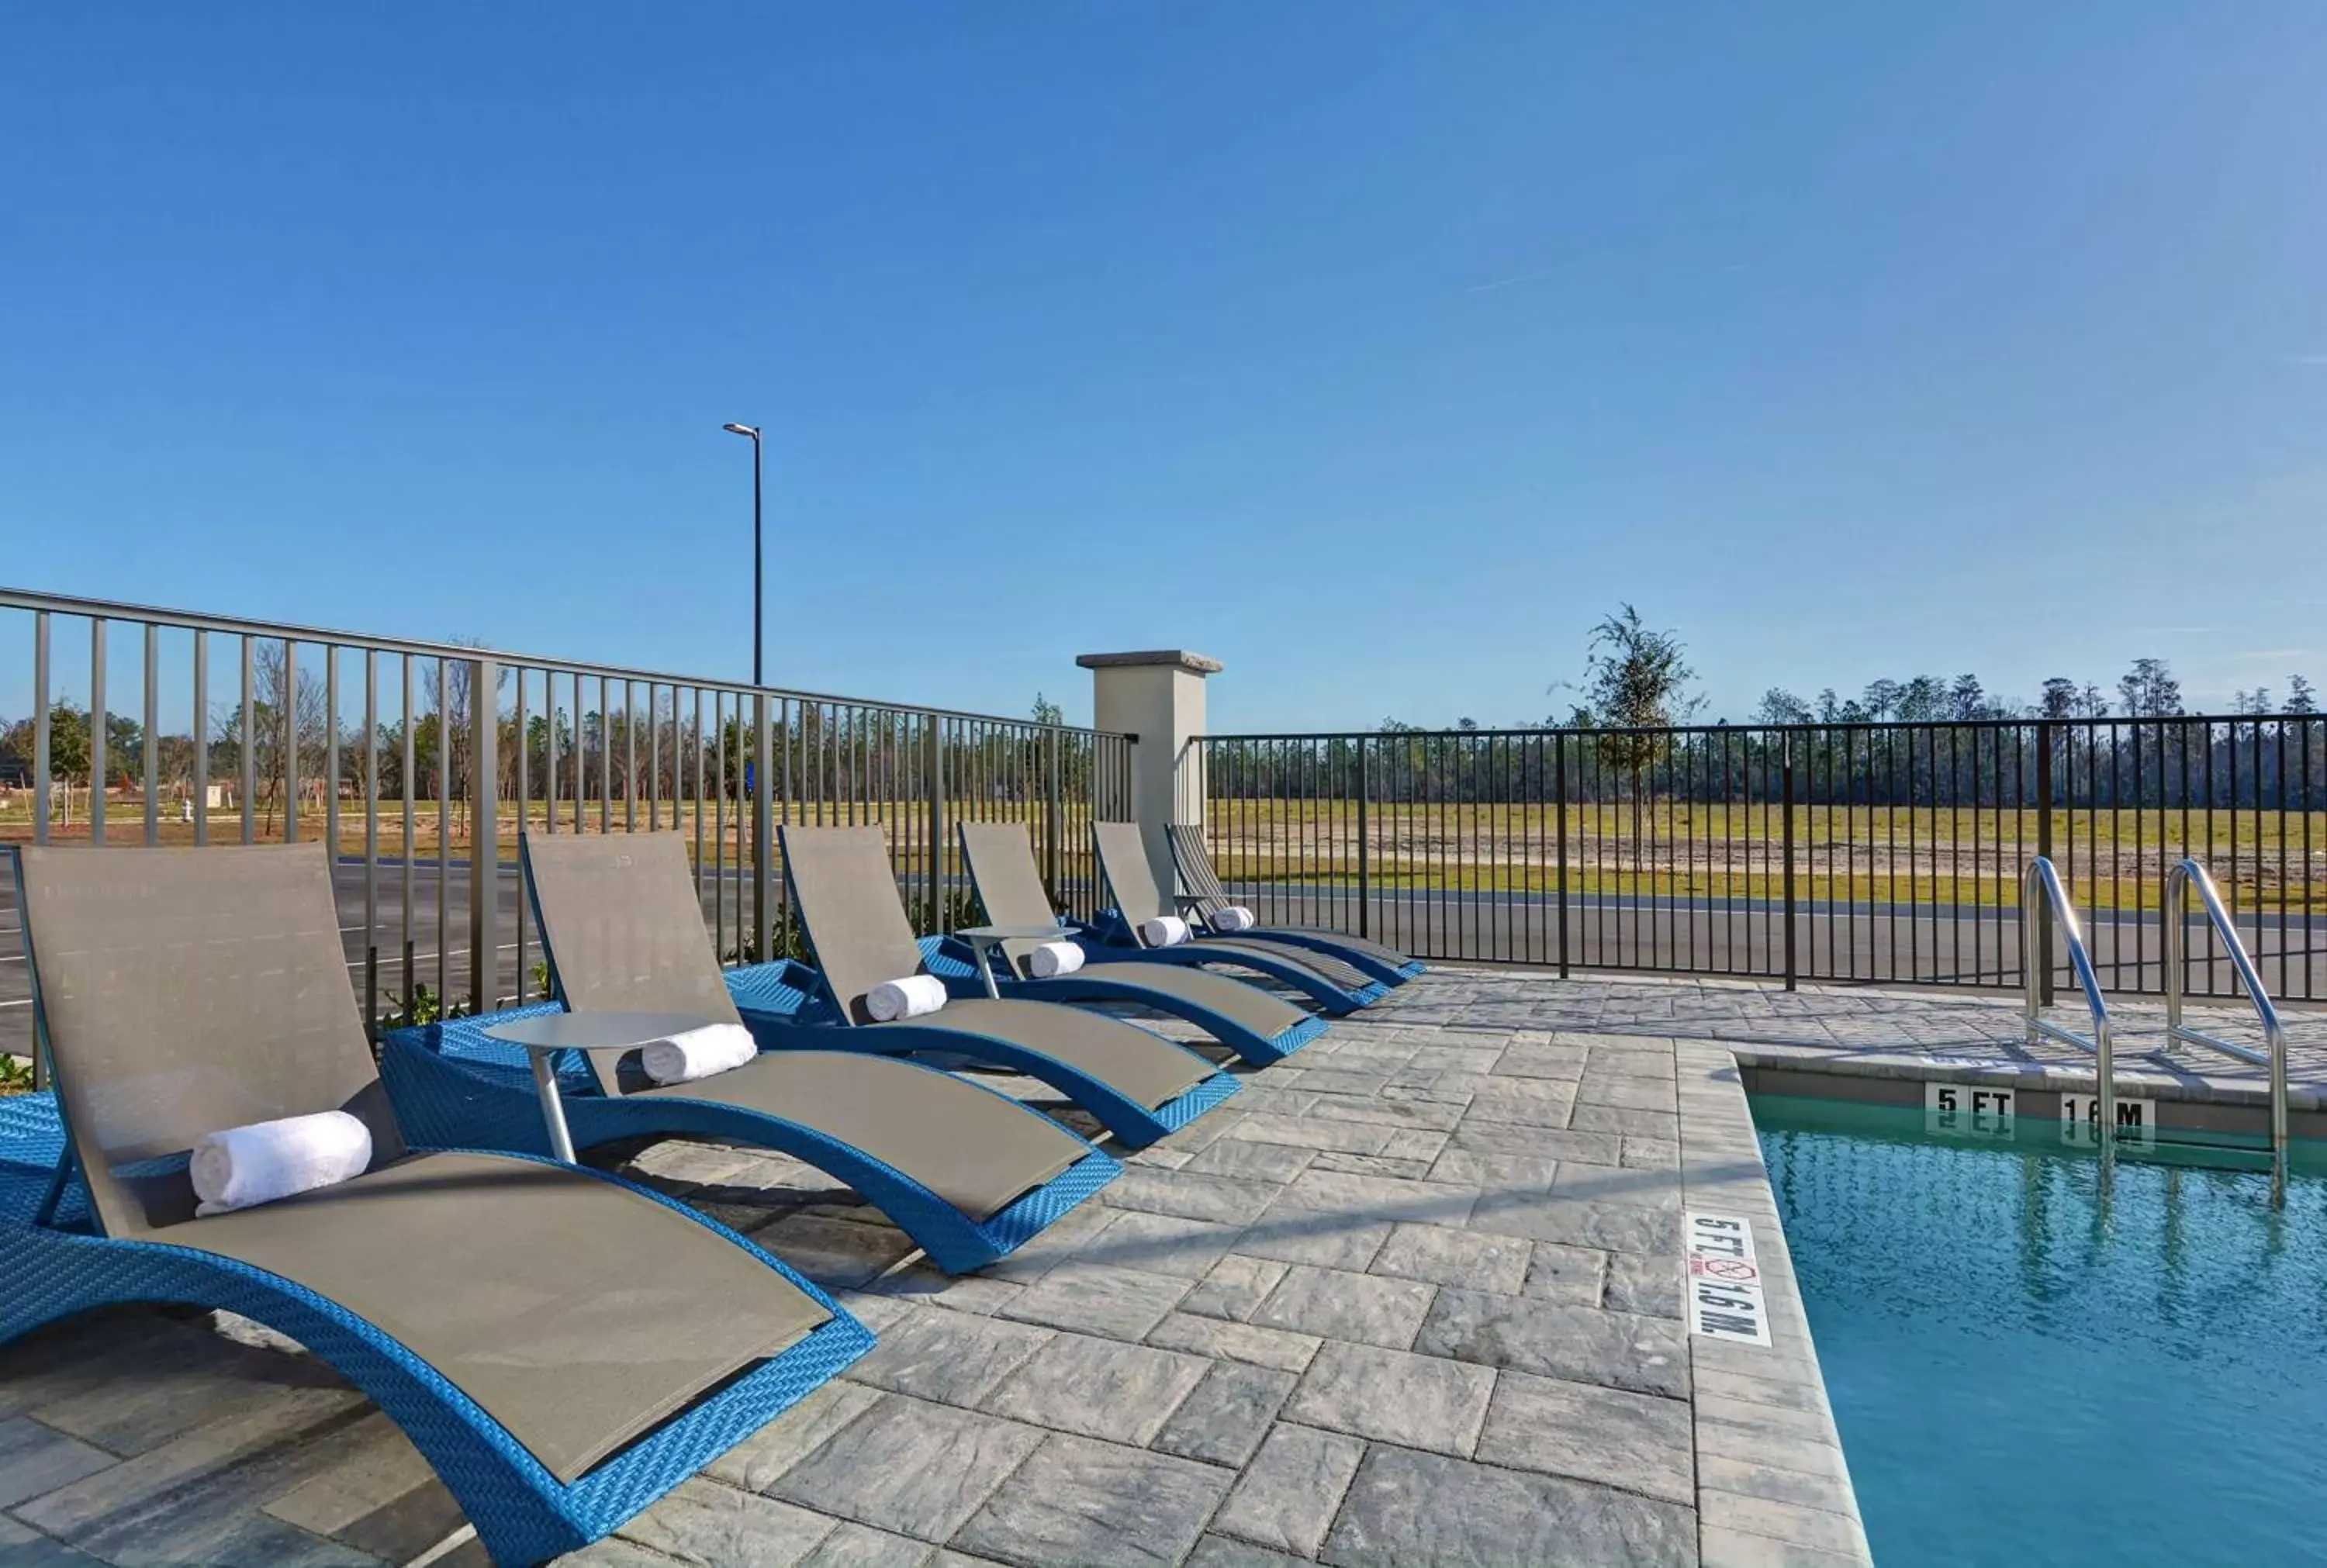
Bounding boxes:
722 422 760 439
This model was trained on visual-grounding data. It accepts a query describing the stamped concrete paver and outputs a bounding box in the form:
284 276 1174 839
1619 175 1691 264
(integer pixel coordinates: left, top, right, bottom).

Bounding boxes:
799 1521 939 1567
950 1433 1233 1568
1232 1196 1395 1272
1181 1254 1291 1322
770 1396 1046 1542
980 1334 1210 1446
1249 1265 1436 1350
1519 1240 1610 1305
1281 1342 1493 1456
1417 1288 1692 1400
1323 1443 1699 1567
1146 1313 1326 1375
0 1418 116 1511
708 1381 890 1495
1368 1223 1530 1295
1476 1371 1696 1503
848 1306 1054 1407
1182 1138 1321 1184
1151 1362 1298 1468
1000 1259 1195 1342
1209 1424 1365 1558
615 1478 838 1566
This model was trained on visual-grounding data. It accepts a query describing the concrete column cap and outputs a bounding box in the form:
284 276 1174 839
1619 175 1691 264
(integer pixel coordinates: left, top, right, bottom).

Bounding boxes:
1074 650 1224 675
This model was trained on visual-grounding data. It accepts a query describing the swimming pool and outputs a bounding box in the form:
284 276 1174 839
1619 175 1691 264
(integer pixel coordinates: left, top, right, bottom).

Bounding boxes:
1755 1094 2327 1568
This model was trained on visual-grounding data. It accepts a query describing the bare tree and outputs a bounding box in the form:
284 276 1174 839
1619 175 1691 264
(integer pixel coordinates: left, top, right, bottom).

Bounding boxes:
209 642 330 835
421 644 508 843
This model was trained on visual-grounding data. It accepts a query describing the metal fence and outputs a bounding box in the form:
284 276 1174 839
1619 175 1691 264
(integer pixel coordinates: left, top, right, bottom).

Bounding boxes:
0 587 1132 1069
1184 718 2327 1000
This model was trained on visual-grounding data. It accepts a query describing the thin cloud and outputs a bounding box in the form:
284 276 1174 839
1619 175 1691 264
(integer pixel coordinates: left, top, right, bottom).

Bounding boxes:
2287 354 2327 365
1463 263 1570 295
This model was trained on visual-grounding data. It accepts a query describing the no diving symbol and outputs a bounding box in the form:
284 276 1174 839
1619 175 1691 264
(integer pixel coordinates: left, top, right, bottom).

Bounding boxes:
1696 1258 1758 1283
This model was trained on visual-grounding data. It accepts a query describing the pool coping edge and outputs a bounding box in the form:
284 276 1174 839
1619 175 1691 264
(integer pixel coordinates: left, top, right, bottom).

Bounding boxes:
1678 1040 1878 1568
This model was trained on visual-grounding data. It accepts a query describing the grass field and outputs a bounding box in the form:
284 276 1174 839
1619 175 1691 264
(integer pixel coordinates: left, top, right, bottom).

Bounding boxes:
9 792 2320 913
1198 800 2327 910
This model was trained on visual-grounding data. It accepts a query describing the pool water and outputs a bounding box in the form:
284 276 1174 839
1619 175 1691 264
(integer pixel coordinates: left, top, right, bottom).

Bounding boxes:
1755 1096 2327 1568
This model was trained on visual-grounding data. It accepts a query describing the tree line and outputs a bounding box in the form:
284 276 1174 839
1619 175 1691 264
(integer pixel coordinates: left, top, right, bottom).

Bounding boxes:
1380 606 2319 732
1200 607 2327 810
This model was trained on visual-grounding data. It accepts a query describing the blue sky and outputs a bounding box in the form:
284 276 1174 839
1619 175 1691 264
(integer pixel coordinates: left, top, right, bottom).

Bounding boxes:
4 5 2324 730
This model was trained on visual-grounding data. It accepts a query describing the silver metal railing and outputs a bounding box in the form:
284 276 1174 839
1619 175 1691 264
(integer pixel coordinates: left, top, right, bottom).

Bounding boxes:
2163 858 2288 1205
0 587 1133 1081
2021 856 2116 1177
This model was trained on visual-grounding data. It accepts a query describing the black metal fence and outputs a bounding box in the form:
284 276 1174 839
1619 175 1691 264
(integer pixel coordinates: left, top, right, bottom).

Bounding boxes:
1184 719 2327 1000
0 587 1132 1061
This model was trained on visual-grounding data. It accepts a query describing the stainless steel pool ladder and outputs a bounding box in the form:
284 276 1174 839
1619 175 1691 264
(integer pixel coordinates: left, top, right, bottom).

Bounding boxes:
2021 858 2116 1179
2163 858 2288 1207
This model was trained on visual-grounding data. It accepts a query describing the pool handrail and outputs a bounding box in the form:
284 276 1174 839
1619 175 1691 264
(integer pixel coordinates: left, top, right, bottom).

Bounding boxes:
2163 858 2287 1207
2021 858 2115 1172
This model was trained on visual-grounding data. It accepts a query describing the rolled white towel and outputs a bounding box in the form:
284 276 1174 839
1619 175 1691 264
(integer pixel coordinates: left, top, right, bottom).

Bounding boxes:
866 972 949 1022
1027 940 1086 979
640 1021 759 1086
1210 905 1258 932
1140 914 1193 948
192 1110 373 1217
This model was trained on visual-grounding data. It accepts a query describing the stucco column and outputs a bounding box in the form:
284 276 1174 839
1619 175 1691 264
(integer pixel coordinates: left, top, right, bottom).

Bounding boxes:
1076 649 1222 896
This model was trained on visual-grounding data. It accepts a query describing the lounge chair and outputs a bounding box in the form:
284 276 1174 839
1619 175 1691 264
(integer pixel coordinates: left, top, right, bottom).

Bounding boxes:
2 841 873 1567
1090 821 1389 1013
769 825 1240 1148
1168 823 1425 983
382 831 1119 1275
949 822 1329 1065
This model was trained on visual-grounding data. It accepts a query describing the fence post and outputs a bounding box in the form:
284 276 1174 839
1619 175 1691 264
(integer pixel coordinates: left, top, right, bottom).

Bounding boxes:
754 693 775 959
1554 734 1570 979
926 718 947 932
88 620 105 847
1355 735 1371 940
468 657 498 1013
28 615 47 1089
1782 730 1798 991
1045 724 1063 898
2035 721 2055 1007
30 612 51 851
282 640 297 844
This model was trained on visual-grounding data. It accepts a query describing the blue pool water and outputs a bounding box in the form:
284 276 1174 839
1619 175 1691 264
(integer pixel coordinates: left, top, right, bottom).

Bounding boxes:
1755 1097 2327 1568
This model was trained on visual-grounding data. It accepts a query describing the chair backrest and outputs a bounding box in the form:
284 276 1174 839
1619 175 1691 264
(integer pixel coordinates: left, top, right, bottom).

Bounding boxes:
10 841 404 1238
520 833 745 1093
956 823 1061 977
778 826 930 1025
1094 820 1171 931
1167 824 1230 914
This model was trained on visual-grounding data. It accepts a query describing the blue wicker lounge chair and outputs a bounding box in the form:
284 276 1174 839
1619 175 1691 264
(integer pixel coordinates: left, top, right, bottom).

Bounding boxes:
1089 822 1390 1014
3 841 873 1568
943 822 1329 1065
1167 824 1426 984
382 831 1120 1275
765 826 1240 1148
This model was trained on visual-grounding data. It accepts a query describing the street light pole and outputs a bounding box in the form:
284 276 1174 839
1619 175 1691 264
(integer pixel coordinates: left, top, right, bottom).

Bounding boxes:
721 423 764 686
